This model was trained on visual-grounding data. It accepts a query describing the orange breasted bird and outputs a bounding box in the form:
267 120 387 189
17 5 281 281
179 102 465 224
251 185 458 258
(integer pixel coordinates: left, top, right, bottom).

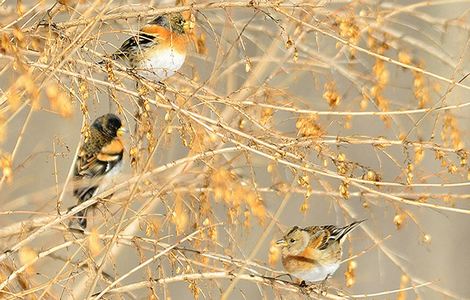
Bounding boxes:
107 13 189 83
276 220 364 285
72 113 125 229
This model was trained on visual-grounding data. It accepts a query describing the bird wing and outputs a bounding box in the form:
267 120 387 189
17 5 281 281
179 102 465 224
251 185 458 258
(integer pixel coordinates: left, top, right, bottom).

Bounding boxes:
73 139 123 202
304 226 331 251
317 221 364 249
112 30 159 60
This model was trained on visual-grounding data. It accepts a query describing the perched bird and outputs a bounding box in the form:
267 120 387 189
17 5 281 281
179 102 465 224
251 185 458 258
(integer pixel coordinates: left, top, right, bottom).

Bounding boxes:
107 12 189 82
276 220 364 285
72 114 125 229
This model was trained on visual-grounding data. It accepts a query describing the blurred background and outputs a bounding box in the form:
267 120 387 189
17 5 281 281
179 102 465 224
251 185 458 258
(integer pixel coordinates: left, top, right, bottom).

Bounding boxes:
0 0 469 299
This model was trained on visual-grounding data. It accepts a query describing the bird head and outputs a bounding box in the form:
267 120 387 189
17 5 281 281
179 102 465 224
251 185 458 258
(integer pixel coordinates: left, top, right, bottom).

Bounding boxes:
276 226 310 256
150 13 187 34
92 113 125 138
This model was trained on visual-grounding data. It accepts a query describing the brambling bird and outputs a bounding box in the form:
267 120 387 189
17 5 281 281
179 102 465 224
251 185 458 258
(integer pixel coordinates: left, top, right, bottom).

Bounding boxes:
276 220 364 285
107 12 189 82
72 113 125 229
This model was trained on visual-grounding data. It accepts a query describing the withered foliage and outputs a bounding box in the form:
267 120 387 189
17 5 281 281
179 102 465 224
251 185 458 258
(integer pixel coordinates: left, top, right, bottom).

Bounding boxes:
0 1 469 299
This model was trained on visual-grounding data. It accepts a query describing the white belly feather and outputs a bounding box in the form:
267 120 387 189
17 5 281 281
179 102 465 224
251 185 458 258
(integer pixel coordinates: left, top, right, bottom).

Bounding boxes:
137 48 186 82
292 263 340 282
93 160 123 197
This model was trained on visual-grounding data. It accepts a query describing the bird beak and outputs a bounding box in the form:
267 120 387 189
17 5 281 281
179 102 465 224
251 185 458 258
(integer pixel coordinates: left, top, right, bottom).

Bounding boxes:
117 126 127 137
275 239 288 247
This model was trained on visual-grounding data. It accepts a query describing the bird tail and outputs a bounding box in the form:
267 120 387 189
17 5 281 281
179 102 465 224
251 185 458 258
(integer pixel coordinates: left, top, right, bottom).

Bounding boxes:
334 219 365 243
71 187 96 229
67 204 88 229
75 208 88 229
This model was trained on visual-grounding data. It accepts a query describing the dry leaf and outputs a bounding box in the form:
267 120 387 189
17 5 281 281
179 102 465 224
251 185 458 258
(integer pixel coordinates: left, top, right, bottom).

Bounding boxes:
46 83 73 117
89 228 102 257
19 247 37 275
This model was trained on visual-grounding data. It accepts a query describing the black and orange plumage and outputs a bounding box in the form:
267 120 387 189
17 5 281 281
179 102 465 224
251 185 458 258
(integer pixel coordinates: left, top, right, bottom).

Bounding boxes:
72 113 125 229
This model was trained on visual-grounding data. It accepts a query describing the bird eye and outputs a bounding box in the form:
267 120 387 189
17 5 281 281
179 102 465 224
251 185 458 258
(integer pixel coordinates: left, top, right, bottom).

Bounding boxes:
289 238 295 243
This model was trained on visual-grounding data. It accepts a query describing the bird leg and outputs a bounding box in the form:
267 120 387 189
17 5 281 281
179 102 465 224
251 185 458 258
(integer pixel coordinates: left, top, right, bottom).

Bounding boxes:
273 273 294 281
155 81 167 93
299 280 320 296
317 274 332 295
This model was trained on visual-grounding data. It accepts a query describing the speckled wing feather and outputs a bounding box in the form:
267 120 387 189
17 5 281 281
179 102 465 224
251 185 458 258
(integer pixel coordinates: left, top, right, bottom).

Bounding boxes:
318 221 364 250
303 220 364 251
304 226 331 251
112 32 158 60
73 137 122 199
